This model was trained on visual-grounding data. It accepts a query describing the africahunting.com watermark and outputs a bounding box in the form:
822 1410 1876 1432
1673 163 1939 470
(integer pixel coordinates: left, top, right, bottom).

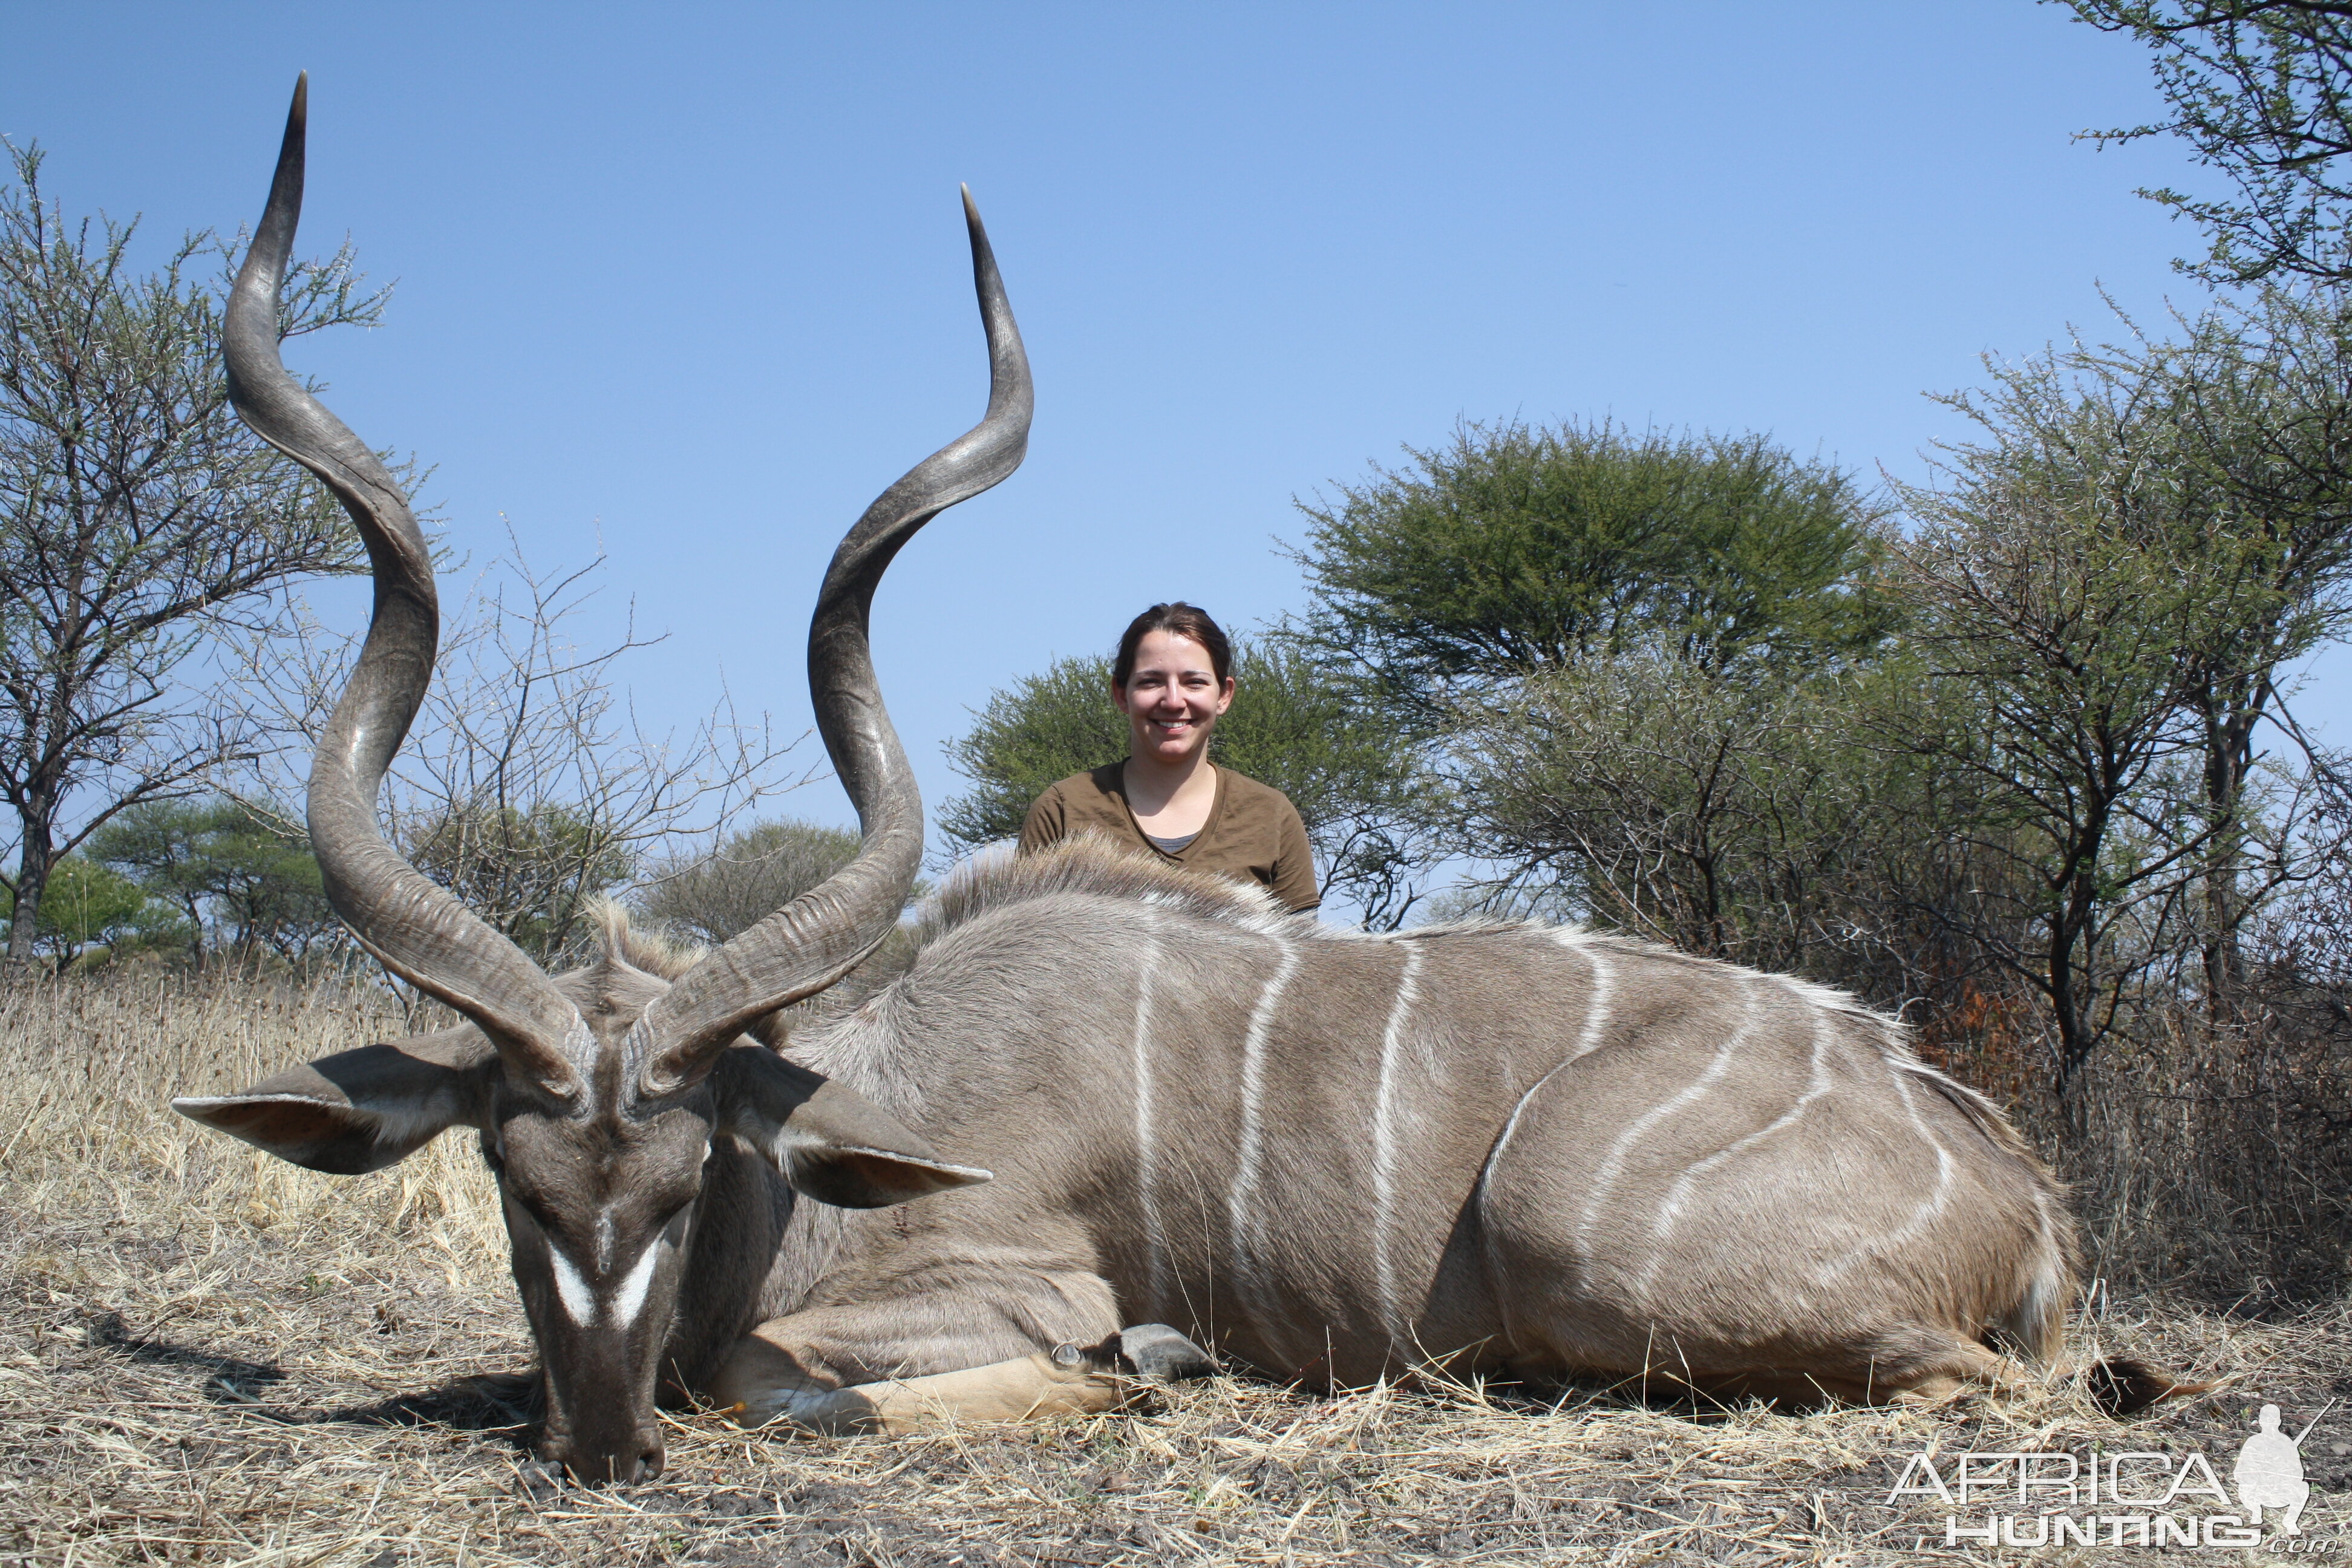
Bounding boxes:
1887 1402 2336 1550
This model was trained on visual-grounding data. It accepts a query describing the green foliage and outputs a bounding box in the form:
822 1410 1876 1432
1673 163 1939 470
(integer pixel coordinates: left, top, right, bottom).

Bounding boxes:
1303 311 2352 1110
939 657 1127 854
938 640 1432 926
1448 654 1964 976
2069 1 2352 285
405 803 636 965
87 797 336 963
1881 319 2352 1086
1287 420 1894 725
0 855 181 967
33 857 155 951
2081 290 2352 703
637 819 866 946
1442 328 2352 1093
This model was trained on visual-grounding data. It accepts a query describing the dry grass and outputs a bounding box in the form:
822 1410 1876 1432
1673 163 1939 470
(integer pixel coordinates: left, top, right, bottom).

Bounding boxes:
3 974 2347 1566
2040 998 2352 1307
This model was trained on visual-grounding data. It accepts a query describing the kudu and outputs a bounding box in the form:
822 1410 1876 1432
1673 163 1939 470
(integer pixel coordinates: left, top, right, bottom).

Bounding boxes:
181 79 2187 1487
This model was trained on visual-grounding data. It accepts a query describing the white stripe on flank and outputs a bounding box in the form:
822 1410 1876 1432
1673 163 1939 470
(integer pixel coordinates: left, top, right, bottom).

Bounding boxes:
1633 987 1833 1302
1573 982 1757 1274
1226 939 1300 1354
1370 942 1426 1353
1479 944 1614 1206
610 1239 664 1330
1817 1060 1955 1283
547 1244 597 1326
1475 942 1613 1341
1132 935 1166 1316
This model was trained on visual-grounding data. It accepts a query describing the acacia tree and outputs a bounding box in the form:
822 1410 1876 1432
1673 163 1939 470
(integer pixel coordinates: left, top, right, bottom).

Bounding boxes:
1892 493 2210 1097
87 795 336 966
1276 420 1894 929
1285 419 1894 730
1883 325 2352 1093
81 797 217 967
2125 293 2352 1001
2068 0 2352 285
0 143 381 967
0 854 171 972
1440 652 2010 1001
1930 311 2352 1026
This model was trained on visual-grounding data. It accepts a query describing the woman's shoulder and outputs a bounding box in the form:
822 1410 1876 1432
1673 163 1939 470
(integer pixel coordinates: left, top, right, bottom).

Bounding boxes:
1021 763 1133 852
1042 762 1128 801
1031 763 1131 819
1211 765 1302 818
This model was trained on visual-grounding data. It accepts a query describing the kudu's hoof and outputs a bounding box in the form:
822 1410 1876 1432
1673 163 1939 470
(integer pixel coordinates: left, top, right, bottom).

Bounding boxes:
1055 1324 1215 1382
1115 1324 1218 1382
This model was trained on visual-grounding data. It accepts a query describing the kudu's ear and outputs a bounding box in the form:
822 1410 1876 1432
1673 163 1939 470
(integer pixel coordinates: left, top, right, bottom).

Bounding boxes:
715 1047 991 1209
172 1029 497 1176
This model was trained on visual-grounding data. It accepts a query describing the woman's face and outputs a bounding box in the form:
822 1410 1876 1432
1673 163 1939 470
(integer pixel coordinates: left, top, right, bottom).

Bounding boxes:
1116 630 1234 765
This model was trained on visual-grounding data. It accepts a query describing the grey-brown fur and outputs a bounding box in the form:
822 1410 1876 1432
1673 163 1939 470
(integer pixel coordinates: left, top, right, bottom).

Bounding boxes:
713 835 2074 1408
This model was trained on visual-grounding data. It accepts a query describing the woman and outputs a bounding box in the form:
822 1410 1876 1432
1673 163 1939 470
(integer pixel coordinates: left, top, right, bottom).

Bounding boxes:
1018 603 1319 913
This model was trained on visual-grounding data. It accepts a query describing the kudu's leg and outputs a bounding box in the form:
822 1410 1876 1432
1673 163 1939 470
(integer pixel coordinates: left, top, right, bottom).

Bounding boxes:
707 1279 1213 1434
713 1336 1131 1433
1667 1338 2052 1410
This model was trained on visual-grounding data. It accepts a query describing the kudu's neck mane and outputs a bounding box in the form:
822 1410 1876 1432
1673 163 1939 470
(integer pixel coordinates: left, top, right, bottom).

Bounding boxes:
587 841 1318 1033
923 836 1311 941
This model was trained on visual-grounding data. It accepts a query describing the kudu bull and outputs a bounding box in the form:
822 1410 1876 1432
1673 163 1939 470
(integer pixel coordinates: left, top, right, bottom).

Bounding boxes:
179 79 2186 1486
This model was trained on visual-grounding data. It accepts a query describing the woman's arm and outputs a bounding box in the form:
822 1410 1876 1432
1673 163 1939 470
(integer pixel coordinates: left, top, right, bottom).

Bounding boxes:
1016 782 1067 857
1271 800 1320 913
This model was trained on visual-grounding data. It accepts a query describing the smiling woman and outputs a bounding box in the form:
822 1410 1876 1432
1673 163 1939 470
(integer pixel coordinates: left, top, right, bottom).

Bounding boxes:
1016 603 1320 913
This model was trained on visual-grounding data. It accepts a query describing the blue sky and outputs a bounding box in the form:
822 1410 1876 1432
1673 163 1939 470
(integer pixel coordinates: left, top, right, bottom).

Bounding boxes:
6 2 2341 861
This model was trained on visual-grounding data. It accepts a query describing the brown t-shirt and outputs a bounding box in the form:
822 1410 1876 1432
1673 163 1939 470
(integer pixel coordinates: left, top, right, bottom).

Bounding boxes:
1018 763 1320 913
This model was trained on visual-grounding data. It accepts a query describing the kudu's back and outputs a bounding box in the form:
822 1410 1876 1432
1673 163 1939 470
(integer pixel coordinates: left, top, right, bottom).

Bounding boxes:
799 843 2071 1399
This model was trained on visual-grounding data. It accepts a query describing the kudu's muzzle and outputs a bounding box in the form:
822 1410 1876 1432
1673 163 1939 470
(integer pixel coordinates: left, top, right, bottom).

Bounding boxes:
537 1345 667 1484
538 1422 665 1486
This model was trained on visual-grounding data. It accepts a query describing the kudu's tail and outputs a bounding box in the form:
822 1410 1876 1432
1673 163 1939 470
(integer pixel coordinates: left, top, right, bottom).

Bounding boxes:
2081 1357 2216 1416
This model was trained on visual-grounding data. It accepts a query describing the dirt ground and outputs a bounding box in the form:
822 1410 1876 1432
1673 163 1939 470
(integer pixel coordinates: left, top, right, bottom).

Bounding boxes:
2 976 2346 1566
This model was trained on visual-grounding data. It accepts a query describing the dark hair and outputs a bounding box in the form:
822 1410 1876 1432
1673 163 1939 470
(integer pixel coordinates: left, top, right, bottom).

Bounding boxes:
1113 602 1232 690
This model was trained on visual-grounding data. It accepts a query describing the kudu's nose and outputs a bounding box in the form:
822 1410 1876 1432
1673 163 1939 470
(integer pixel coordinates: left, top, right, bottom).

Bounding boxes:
544 1434 664 1486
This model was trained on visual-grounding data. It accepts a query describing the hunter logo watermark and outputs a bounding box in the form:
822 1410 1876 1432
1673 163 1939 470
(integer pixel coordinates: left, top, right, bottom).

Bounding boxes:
1886 1402 2333 1550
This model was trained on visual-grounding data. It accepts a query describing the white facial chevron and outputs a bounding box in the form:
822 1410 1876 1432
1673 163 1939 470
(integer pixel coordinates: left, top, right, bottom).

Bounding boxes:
544 1236 664 1328
546 1244 598 1326
610 1236 664 1328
